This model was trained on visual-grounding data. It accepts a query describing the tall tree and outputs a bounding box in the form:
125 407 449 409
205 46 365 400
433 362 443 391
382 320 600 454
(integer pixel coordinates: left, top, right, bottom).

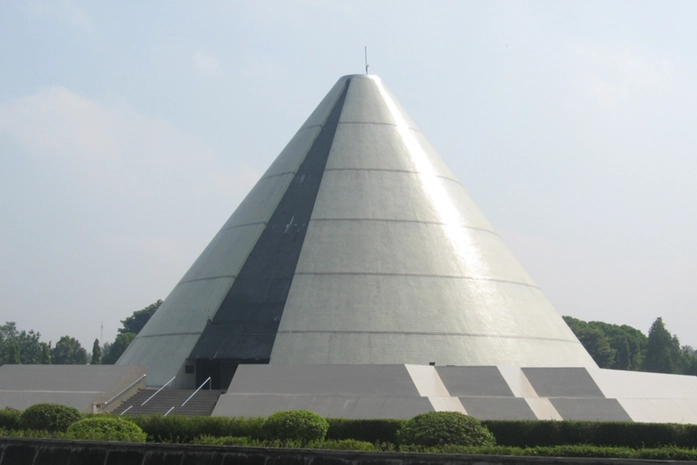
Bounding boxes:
643 317 680 373
119 300 162 335
40 342 51 364
8 341 21 364
91 339 102 365
51 336 88 365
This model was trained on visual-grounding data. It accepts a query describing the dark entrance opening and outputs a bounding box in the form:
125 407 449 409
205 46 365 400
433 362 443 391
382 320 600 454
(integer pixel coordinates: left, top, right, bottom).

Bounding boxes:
195 358 269 391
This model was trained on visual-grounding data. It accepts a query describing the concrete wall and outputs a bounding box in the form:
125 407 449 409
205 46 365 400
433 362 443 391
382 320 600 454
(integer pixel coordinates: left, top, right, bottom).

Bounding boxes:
0 438 686 465
0 365 146 413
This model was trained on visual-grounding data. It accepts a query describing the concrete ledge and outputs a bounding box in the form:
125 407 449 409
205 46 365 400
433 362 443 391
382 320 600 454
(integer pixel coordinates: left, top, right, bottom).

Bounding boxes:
1 437 694 465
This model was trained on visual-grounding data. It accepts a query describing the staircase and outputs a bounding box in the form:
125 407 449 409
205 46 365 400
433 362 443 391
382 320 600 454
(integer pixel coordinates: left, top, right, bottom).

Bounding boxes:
111 388 223 416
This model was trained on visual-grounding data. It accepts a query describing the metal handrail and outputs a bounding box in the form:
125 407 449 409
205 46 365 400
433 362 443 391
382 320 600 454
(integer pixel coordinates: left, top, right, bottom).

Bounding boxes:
181 377 211 407
119 405 134 416
163 406 175 417
141 376 176 406
103 374 146 406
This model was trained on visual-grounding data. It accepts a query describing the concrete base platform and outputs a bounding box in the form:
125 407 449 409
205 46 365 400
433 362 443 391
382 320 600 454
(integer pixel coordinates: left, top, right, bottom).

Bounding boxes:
212 364 697 422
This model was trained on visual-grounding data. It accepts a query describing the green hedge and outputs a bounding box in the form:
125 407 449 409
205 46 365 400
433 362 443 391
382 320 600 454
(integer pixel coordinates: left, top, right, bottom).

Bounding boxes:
127 416 697 448
482 420 697 449
326 418 403 444
129 415 265 443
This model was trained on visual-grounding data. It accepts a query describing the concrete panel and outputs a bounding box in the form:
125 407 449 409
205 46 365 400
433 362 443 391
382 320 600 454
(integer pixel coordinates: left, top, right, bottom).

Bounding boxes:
273 274 595 367
428 396 467 414
213 394 432 419
0 365 145 412
326 123 457 181
218 175 295 230
0 392 100 413
300 76 350 129
498 367 539 398
523 368 604 398
339 75 419 129
405 365 450 397
436 366 514 397
0 365 141 392
271 330 598 368
178 224 266 283
589 368 697 399
618 398 697 423
118 334 200 387
550 398 632 421
296 220 536 285
261 126 320 178
311 170 495 231
459 397 537 421
525 398 563 420
134 279 236 337
227 365 419 397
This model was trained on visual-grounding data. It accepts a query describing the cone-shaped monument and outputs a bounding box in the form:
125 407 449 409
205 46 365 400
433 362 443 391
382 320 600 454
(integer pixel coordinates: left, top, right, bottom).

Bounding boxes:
118 75 596 388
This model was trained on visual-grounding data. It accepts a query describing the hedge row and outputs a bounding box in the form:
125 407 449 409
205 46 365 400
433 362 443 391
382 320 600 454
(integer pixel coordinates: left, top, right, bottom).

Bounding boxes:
126 415 697 449
482 420 697 449
4 428 697 461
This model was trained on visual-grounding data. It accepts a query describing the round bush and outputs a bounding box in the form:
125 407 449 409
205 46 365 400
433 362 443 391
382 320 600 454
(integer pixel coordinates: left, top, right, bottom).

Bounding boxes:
20 403 82 432
397 411 496 447
262 410 329 444
67 416 147 442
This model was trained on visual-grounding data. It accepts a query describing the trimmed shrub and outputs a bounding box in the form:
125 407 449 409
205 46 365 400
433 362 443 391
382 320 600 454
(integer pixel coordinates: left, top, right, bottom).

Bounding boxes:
67 416 147 442
262 410 329 444
20 403 82 432
0 408 21 430
397 411 495 447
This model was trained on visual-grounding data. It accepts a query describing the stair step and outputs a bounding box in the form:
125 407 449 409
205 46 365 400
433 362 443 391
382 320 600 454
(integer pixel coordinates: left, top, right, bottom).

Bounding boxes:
111 388 223 416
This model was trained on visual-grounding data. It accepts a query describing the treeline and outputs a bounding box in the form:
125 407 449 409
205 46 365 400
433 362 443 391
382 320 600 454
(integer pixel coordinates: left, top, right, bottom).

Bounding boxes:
0 300 161 366
563 316 697 375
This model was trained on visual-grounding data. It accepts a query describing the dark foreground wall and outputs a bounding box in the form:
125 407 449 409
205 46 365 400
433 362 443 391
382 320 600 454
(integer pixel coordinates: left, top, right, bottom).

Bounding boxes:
0 438 693 465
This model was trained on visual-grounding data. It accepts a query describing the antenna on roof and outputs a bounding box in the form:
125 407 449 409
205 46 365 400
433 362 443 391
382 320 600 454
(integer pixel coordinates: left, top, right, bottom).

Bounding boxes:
365 46 369 75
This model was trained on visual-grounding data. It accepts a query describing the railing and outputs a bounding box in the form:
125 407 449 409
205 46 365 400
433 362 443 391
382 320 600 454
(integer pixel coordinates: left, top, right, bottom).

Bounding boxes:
163 406 175 417
141 376 176 406
181 377 211 408
100 374 146 411
119 405 133 416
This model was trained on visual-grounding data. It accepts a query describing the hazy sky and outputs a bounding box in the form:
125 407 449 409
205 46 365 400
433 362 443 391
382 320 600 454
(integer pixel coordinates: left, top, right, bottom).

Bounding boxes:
1 1 696 352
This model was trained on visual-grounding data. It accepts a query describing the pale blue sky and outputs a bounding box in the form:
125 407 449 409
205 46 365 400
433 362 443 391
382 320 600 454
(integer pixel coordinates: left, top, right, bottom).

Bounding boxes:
1 1 696 350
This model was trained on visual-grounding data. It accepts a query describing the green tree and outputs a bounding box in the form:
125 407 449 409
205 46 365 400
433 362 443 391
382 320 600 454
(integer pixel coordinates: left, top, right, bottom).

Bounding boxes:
102 332 136 364
8 341 21 364
564 316 648 371
119 300 162 335
51 336 88 365
91 339 101 365
40 342 51 364
563 316 616 368
643 317 681 374
0 322 45 364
